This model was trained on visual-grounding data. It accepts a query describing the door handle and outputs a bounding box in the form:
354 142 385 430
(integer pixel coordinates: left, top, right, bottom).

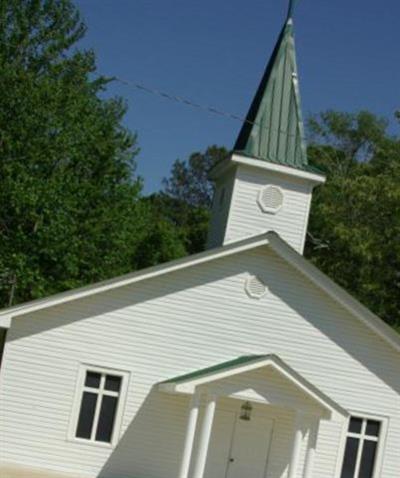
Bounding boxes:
229 458 235 463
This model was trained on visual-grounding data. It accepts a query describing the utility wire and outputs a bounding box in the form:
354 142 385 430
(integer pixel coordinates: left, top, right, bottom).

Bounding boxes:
115 76 299 139
116 77 252 125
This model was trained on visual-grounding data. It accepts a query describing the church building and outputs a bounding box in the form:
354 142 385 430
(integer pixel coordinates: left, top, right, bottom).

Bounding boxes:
0 4 399 478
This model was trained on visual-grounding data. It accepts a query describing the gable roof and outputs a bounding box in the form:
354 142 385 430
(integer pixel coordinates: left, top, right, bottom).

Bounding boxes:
158 354 348 418
0 233 271 327
266 233 400 353
0 231 399 355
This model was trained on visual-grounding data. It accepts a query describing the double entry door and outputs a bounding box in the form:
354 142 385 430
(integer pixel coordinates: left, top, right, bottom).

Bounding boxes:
204 409 274 478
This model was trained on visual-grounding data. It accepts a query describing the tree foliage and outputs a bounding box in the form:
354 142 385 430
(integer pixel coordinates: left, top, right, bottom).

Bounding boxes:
0 0 183 307
154 146 228 254
162 145 227 208
306 111 400 330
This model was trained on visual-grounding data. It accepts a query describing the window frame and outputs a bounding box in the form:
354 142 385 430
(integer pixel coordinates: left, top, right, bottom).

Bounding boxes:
337 412 388 478
68 364 130 447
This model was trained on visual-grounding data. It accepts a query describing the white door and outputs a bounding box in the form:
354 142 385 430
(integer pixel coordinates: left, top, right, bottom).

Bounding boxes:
227 416 274 478
203 410 236 478
204 412 274 478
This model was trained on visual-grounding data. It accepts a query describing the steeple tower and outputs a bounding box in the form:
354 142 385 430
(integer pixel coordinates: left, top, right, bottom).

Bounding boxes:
234 3 307 169
207 2 325 254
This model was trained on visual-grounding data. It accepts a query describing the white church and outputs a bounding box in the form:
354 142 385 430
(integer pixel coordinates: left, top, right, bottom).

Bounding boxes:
0 5 399 478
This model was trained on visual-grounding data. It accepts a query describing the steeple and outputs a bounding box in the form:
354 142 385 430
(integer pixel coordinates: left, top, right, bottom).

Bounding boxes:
207 1 325 254
234 1 307 170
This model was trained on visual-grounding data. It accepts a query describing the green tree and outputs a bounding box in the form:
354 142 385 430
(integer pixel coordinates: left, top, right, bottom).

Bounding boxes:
306 111 400 330
0 0 183 307
155 146 228 254
163 145 228 208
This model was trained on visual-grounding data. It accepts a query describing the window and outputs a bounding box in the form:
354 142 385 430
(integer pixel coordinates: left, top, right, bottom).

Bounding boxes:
340 416 384 478
71 366 128 446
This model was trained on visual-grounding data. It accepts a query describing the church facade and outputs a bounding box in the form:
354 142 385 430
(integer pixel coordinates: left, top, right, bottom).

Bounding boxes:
0 7 399 478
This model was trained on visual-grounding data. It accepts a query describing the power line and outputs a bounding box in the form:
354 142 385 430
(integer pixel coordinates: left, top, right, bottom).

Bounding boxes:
116 77 251 125
115 76 299 139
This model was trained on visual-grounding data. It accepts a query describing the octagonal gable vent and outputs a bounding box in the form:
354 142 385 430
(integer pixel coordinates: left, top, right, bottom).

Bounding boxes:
258 185 284 213
245 275 267 299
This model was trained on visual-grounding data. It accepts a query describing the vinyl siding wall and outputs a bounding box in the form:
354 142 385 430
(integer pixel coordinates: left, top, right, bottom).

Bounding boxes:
0 247 399 478
224 165 313 253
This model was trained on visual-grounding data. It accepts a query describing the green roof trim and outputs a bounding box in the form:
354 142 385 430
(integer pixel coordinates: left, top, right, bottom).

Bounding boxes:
234 17 308 170
161 355 268 385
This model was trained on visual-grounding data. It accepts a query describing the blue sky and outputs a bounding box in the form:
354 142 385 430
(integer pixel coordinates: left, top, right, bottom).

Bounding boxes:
74 0 399 193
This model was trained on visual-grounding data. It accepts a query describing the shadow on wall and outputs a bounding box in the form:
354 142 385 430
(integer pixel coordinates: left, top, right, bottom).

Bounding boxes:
97 388 294 478
6 247 400 398
98 388 186 478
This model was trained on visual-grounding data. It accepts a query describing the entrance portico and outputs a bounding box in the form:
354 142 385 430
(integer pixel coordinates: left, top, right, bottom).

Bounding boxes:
158 355 347 478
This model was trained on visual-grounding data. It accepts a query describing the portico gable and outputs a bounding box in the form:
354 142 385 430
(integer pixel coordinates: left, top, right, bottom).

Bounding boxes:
159 354 347 478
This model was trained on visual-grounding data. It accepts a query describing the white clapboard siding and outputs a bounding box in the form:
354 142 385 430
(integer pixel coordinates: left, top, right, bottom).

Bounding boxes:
225 166 313 253
313 418 345 477
208 164 313 253
0 246 399 478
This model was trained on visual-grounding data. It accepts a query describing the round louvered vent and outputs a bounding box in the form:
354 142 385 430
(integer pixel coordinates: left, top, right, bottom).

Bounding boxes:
257 185 284 213
245 275 267 299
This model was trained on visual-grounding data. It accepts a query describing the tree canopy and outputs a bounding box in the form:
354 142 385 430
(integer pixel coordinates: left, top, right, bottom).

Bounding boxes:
306 111 400 331
150 146 228 254
0 0 183 307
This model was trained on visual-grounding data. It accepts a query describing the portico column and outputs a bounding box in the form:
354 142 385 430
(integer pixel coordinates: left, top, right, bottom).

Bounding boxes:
303 417 320 478
288 412 304 478
192 393 217 478
178 392 201 478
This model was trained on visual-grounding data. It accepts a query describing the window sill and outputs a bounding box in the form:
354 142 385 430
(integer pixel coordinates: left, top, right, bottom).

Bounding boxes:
66 436 116 449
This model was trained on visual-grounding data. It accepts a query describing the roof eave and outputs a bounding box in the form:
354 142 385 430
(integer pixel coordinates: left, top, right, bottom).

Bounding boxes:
267 233 400 353
209 153 325 185
0 233 272 323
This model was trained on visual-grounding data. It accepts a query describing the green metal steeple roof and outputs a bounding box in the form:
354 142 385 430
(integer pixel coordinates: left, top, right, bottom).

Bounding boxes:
234 4 308 170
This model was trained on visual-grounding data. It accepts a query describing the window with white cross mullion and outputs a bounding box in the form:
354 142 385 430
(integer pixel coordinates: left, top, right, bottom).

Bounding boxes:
340 416 383 478
86 373 119 442
72 367 128 446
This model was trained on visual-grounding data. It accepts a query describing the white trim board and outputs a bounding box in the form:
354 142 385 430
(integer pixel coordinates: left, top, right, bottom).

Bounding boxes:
210 153 326 185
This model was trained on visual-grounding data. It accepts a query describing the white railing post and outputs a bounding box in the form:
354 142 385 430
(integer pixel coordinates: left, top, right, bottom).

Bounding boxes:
178 391 201 478
192 393 217 478
288 412 304 478
303 416 320 478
